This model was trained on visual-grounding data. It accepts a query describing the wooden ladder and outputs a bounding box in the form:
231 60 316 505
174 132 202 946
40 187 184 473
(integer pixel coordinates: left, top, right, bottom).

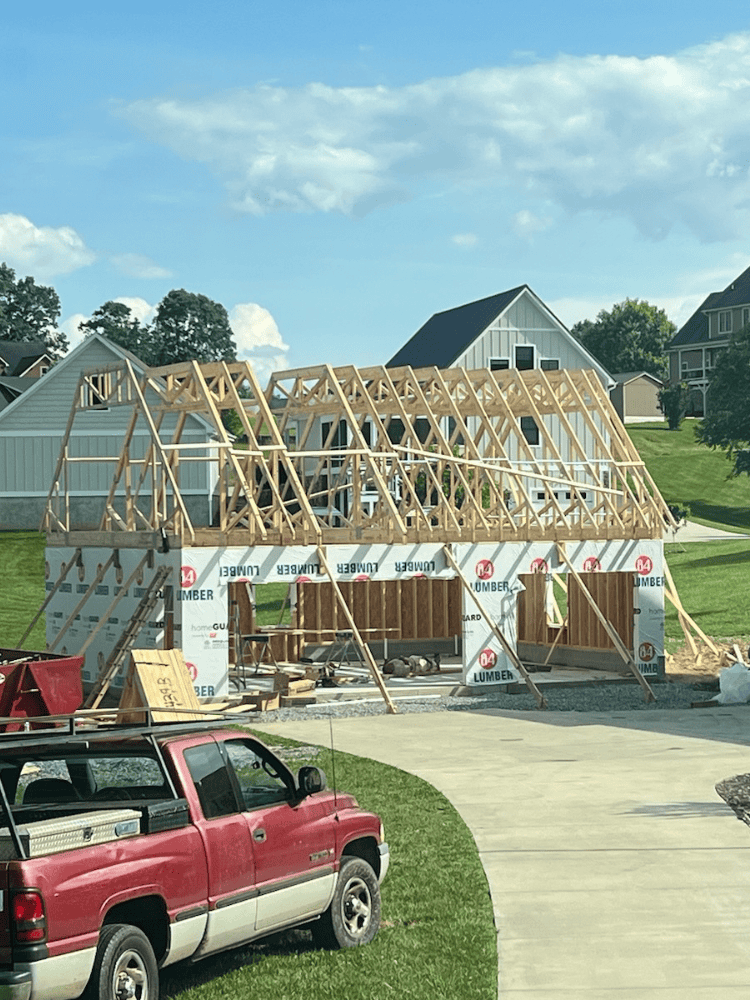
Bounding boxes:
84 565 173 710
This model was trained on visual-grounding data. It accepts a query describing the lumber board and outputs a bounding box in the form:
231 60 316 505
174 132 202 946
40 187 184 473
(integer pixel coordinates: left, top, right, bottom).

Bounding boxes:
119 649 203 723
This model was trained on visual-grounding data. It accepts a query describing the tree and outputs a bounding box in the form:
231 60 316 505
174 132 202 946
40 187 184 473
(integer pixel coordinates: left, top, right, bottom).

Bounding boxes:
82 289 237 368
79 301 151 359
148 290 236 367
695 324 750 476
0 262 68 358
658 381 690 431
570 299 675 379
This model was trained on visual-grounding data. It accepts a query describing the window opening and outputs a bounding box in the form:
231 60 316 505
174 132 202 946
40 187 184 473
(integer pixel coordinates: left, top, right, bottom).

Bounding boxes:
515 346 534 370
520 415 540 446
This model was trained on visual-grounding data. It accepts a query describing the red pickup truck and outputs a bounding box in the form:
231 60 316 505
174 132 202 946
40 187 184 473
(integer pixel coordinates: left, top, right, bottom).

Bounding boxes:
0 719 389 1000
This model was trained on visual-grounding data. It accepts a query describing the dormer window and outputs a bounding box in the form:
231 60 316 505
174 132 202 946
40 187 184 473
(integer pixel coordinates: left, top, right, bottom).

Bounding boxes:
719 310 732 334
83 372 110 409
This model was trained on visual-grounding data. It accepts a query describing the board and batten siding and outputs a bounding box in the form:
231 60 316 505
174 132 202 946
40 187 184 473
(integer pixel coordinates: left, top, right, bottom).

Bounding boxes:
454 296 599 375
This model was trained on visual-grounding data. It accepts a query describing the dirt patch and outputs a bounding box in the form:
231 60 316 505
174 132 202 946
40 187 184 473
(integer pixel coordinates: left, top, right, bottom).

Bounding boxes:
667 640 749 685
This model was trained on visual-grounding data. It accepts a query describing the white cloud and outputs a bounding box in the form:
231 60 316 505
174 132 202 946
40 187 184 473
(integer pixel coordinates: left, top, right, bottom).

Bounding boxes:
112 296 157 324
230 302 289 384
109 253 172 279
61 313 89 351
452 232 478 248
513 210 553 240
120 32 750 241
0 214 95 278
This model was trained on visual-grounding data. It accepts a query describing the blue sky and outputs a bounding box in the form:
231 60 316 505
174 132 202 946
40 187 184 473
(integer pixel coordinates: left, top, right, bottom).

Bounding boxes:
5 1 750 381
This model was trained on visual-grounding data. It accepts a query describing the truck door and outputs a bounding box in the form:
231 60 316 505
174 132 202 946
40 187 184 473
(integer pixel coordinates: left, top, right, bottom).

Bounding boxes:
181 741 258 956
222 739 337 933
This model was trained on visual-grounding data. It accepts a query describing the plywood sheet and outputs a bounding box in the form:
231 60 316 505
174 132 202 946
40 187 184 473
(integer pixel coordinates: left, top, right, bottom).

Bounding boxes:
119 649 203 723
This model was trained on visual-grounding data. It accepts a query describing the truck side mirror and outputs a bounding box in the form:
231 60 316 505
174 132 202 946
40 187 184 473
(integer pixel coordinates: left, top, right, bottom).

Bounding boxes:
297 765 327 796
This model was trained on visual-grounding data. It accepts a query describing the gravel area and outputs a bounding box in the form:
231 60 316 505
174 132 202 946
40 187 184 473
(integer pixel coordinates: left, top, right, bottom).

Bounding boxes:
254 679 728 723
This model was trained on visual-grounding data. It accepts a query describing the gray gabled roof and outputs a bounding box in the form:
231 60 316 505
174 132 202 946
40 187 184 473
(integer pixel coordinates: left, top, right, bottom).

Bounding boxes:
386 286 528 369
612 371 663 386
669 264 750 349
386 285 615 389
0 340 51 376
0 333 214 437
0 376 35 410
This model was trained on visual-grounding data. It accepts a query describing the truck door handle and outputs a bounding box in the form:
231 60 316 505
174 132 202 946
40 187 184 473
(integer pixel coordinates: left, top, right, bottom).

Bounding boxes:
253 828 266 843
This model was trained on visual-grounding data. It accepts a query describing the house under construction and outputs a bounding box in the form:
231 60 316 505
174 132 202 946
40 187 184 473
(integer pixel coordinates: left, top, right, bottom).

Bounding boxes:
38 359 677 711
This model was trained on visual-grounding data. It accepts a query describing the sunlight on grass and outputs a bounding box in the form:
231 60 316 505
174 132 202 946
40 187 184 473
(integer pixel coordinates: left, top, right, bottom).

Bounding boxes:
628 421 750 532
161 736 498 1000
665 540 750 644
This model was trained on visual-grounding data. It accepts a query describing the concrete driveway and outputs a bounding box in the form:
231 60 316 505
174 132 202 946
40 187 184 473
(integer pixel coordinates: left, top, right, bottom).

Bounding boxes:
260 706 750 998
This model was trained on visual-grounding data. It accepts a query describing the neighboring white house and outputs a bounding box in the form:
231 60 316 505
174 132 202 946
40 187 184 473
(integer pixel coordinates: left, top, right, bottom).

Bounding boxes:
387 285 615 390
0 333 218 531
382 285 617 468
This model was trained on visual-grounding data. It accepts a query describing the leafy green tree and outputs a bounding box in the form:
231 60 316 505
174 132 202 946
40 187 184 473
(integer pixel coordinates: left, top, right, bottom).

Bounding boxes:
658 381 690 431
0 262 68 357
695 324 750 476
79 301 151 358
571 299 675 379
83 289 237 368
149 289 236 367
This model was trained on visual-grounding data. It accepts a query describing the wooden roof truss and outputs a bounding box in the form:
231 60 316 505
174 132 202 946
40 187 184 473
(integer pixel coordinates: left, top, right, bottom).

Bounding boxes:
44 360 673 545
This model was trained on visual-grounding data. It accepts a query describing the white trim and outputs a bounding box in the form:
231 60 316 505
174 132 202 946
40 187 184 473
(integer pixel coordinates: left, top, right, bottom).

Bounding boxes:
163 912 208 967
194 896 258 958
16 355 53 377
2 489 211 498
0 429 210 439
514 344 536 370
496 286 615 389
21 946 96 1000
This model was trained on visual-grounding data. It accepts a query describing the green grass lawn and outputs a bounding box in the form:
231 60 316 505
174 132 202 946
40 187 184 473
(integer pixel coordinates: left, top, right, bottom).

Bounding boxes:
627 420 750 532
160 737 497 1000
0 531 47 649
664 538 750 647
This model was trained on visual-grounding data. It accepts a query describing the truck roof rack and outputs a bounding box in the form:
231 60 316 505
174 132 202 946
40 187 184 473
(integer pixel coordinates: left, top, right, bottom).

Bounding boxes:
0 709 261 860
0 707 258 750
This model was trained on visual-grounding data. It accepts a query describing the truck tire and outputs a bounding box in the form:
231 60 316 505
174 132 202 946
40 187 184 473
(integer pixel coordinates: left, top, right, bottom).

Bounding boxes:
313 856 381 949
83 923 158 1000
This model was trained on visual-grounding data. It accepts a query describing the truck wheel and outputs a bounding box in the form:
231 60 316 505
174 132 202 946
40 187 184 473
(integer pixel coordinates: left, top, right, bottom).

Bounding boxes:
83 923 158 1000
313 856 381 949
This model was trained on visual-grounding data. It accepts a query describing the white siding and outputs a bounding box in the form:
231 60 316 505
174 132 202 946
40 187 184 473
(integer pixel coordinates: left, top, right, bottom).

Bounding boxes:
0 337 215 511
454 292 601 376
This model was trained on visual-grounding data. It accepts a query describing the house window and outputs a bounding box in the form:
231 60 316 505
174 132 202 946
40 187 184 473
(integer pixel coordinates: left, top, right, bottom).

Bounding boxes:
84 372 110 409
719 311 732 334
743 308 750 329
680 350 703 380
515 346 534 370
386 418 405 445
519 416 539 446
413 417 431 444
540 359 559 371
490 358 510 371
